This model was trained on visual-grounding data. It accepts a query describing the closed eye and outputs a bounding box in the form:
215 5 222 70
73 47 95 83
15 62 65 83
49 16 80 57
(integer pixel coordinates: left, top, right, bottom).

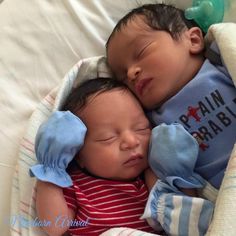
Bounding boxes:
95 136 116 142
135 125 151 134
137 42 152 58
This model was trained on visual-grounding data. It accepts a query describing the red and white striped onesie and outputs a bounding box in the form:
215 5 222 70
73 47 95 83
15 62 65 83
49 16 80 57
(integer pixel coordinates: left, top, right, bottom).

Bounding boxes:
63 170 154 235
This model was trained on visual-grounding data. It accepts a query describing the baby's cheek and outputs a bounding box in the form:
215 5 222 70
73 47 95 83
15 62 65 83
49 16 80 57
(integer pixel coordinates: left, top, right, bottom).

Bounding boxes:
143 137 151 152
124 81 135 92
145 131 151 143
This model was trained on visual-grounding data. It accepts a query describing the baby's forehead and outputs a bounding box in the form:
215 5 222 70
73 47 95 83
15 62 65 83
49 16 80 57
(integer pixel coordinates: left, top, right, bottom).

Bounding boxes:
119 15 152 33
109 16 154 48
79 89 147 124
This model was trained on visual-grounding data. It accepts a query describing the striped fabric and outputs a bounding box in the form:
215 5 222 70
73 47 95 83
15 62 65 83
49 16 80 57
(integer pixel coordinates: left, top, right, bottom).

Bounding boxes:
142 180 215 236
63 170 155 235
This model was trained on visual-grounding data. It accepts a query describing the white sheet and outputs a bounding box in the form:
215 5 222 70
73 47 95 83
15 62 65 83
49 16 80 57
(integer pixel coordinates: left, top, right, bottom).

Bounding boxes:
0 1 163 234
0 0 235 235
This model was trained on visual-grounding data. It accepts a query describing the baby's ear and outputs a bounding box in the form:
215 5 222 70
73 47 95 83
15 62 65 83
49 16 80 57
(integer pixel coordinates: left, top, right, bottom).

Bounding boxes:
188 27 205 54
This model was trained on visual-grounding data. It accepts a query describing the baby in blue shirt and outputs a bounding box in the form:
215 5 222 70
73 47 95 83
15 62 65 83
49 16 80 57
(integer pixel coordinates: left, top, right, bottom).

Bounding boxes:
106 3 236 235
106 2 236 193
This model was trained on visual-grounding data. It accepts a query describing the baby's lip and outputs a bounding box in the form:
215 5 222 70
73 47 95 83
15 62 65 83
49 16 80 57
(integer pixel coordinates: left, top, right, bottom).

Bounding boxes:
135 78 152 96
123 154 143 166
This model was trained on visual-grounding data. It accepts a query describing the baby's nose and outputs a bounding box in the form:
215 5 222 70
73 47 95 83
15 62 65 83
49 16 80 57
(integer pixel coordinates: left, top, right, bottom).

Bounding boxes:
120 131 140 150
127 65 141 82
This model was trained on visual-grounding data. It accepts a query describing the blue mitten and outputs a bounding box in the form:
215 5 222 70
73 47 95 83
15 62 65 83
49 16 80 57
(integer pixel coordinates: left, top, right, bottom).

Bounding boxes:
29 111 87 187
149 123 206 189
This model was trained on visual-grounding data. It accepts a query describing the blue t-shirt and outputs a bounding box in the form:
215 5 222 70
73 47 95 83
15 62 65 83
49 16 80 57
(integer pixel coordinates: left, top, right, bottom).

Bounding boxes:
149 60 236 189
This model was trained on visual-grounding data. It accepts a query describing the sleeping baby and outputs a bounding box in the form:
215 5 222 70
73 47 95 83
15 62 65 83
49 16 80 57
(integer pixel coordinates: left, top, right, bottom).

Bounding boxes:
30 78 156 235
106 2 236 235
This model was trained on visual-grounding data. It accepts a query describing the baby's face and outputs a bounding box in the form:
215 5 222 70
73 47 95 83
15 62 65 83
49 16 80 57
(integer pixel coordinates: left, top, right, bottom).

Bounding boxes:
77 89 151 181
107 16 203 109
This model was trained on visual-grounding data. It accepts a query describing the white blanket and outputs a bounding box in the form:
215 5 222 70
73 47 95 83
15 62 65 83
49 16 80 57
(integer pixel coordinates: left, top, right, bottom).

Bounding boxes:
10 22 236 236
204 23 236 236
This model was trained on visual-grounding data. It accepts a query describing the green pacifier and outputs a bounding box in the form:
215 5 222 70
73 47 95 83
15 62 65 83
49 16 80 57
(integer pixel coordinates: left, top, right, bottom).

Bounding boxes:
185 0 226 32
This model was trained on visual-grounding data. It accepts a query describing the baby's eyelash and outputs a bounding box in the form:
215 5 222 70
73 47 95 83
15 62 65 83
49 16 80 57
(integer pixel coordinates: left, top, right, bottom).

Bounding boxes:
134 122 151 131
137 42 152 58
136 127 150 132
96 136 116 142
137 48 146 58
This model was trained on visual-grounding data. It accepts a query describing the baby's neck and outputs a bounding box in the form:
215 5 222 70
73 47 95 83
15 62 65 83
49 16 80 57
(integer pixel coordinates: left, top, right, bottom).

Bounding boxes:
188 54 205 83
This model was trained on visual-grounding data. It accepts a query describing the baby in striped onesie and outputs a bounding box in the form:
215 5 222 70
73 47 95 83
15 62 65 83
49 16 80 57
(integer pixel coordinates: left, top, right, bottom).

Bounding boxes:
32 78 156 236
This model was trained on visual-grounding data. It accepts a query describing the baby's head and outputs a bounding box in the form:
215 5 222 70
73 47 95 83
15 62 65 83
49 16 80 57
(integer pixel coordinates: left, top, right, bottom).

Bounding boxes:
106 3 205 110
63 78 151 181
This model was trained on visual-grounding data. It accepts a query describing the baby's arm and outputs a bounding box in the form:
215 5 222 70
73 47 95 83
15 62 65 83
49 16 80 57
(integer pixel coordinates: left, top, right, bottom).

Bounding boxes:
144 168 158 191
180 187 197 197
36 180 75 236
142 179 214 236
145 168 197 197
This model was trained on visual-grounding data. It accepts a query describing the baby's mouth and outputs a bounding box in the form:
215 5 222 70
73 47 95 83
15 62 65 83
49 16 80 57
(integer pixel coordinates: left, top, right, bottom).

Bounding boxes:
123 154 143 167
135 78 152 96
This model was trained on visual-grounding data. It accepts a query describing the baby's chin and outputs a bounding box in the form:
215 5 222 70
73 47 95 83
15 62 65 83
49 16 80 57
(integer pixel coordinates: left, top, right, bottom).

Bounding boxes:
139 92 172 110
116 168 147 182
138 96 159 111
112 175 142 182
84 169 142 182
94 163 148 181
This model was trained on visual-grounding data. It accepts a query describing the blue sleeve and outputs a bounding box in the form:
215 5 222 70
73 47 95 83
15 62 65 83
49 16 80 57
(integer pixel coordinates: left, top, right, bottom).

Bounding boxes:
141 180 214 236
149 123 206 189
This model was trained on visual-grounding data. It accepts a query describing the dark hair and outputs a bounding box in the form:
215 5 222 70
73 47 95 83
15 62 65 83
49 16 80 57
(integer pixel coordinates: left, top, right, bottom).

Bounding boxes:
106 3 200 47
62 77 127 114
